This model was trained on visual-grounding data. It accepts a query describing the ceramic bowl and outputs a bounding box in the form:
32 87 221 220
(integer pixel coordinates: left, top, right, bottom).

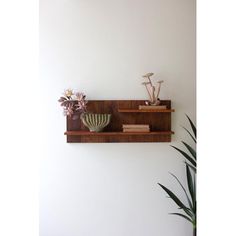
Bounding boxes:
81 113 111 132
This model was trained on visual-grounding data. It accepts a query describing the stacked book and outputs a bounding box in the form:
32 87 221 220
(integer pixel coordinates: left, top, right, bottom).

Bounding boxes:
139 105 167 110
122 124 150 133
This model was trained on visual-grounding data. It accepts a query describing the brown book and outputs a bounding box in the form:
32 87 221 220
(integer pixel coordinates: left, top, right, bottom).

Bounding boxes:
123 128 150 130
123 128 150 133
122 124 149 129
139 105 167 110
123 128 150 131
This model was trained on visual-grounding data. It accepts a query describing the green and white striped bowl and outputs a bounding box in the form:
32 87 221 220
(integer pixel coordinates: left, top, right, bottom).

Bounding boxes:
81 113 111 132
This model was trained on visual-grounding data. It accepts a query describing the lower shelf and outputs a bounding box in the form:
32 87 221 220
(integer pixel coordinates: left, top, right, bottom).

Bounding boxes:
65 131 174 143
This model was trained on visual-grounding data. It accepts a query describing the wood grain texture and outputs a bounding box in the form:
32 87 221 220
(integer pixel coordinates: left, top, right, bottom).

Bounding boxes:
66 100 174 143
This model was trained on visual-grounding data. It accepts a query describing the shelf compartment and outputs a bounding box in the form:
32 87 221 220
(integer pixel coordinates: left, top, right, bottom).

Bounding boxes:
118 109 175 113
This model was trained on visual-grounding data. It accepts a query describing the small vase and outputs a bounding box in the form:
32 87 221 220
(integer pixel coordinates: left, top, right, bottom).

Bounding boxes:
146 98 161 106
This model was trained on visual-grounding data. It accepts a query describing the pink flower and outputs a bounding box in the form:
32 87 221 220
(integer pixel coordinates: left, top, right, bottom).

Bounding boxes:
58 89 87 119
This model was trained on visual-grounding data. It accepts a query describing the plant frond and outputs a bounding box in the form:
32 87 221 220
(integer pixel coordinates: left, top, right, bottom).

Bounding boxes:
185 161 196 173
182 141 196 160
169 213 193 223
181 125 196 143
186 165 195 204
171 146 196 167
185 114 196 139
169 172 193 210
158 183 193 217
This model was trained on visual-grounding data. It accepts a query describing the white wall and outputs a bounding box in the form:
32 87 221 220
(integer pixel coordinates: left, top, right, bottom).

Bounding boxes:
39 0 196 236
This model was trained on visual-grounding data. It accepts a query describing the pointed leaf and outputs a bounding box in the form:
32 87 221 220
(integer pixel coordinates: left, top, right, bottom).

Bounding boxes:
192 174 196 213
186 114 196 138
185 161 196 173
186 165 195 205
171 146 196 167
158 183 193 217
169 172 193 210
182 141 196 160
169 213 193 223
181 126 196 143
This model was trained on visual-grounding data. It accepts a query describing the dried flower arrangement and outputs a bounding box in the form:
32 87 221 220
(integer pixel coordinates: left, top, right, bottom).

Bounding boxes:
58 89 87 120
142 73 164 106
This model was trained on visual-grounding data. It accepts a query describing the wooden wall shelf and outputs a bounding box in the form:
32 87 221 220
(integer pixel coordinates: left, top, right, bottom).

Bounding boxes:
65 100 174 143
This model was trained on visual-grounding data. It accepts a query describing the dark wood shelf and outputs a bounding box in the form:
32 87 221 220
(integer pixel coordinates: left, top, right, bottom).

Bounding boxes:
118 109 175 113
66 100 174 143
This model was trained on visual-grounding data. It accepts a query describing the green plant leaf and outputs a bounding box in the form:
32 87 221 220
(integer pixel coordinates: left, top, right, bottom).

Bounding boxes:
192 175 196 212
169 213 193 223
171 146 196 167
158 183 193 217
169 172 193 210
186 165 195 205
182 141 196 160
193 201 196 215
181 126 196 143
186 114 196 139
185 161 196 173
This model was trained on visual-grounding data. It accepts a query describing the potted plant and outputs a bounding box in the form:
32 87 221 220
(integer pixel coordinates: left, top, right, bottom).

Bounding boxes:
158 115 196 236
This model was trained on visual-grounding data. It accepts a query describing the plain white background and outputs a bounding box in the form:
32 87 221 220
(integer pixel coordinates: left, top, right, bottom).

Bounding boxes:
0 0 236 236
39 0 195 236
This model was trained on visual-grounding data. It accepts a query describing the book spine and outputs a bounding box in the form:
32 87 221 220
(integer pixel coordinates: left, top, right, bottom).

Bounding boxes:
123 128 150 132
139 105 167 110
122 125 149 129
123 129 150 133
